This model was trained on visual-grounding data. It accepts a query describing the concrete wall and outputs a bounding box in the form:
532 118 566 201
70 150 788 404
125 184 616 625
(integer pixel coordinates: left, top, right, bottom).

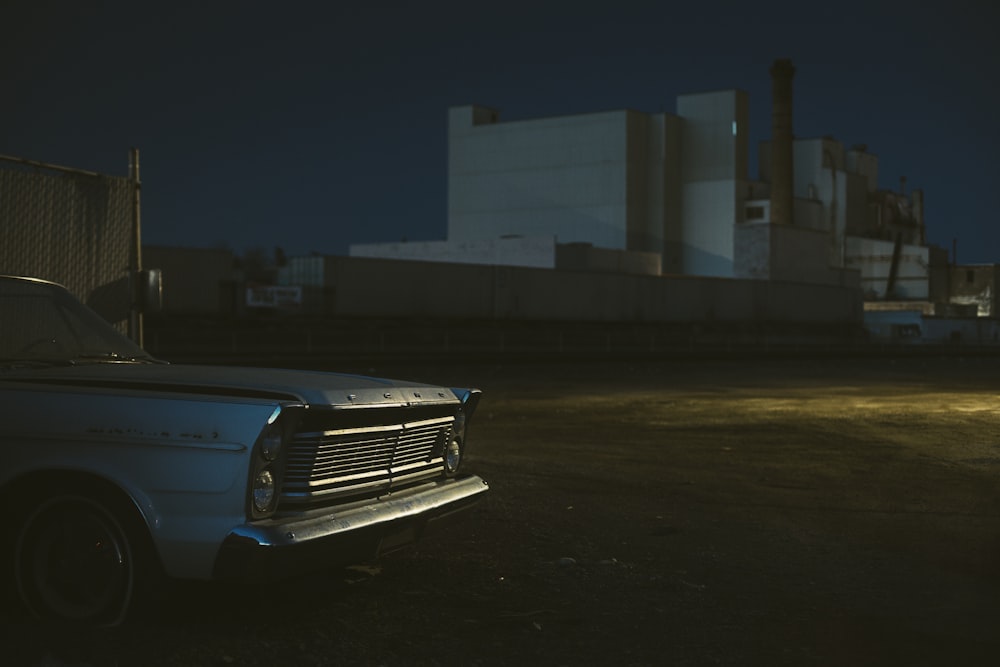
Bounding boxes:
770 224 838 284
555 243 662 275
923 317 1000 343
143 245 234 314
625 111 679 255
758 137 893 273
447 104 685 269
679 180 739 276
845 237 929 300
843 171 870 241
734 222 860 287
677 90 749 277
846 148 879 191
865 310 1000 343
278 255 325 286
757 137 871 269
327 256 494 318
791 139 846 265
678 91 748 182
447 106 633 249
863 310 925 340
294 255 861 325
349 236 557 269
928 245 951 305
660 115 684 274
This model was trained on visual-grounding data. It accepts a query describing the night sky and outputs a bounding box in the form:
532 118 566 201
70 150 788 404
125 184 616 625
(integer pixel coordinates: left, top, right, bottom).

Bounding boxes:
4 1 999 263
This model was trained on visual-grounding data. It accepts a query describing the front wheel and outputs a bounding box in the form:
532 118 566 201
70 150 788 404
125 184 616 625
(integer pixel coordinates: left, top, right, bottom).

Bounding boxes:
14 494 144 626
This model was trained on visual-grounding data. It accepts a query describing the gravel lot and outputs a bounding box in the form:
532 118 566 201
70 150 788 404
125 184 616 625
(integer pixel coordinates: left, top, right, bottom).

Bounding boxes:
4 355 1000 666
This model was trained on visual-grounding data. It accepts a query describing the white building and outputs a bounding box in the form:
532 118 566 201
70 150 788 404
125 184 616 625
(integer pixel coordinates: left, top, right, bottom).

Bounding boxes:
443 91 747 277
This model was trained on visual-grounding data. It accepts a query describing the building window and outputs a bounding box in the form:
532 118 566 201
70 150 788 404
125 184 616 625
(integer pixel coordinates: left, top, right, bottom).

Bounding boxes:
746 206 766 220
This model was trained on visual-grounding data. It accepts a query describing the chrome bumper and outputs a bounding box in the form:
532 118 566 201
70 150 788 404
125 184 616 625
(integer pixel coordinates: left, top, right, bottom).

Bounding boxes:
213 474 489 579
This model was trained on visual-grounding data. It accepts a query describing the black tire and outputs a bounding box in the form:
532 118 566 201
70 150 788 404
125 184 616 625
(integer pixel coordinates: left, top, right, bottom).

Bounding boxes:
13 492 155 626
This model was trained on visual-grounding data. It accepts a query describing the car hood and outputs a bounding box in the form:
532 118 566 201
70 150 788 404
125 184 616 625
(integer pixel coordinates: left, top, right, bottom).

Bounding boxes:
0 363 461 408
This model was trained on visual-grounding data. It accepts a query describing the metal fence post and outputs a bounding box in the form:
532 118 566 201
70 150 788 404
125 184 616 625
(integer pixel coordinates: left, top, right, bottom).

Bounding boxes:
129 148 143 346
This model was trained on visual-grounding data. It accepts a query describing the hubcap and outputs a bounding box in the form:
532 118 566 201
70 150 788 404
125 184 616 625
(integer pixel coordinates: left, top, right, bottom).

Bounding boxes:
18 499 132 623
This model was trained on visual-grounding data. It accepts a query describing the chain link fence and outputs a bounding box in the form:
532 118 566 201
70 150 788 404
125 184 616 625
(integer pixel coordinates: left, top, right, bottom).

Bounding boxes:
0 157 135 329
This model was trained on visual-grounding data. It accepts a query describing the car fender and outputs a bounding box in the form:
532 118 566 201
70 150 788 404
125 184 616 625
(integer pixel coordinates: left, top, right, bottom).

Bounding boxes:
0 386 282 578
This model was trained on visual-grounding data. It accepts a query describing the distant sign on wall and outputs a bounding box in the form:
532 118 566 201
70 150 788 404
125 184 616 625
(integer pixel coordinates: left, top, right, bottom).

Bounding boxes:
246 285 302 309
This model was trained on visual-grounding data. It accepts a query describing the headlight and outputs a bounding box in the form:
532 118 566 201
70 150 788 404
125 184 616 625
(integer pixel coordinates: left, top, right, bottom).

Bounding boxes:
444 438 462 475
252 469 276 513
259 421 283 461
249 405 298 518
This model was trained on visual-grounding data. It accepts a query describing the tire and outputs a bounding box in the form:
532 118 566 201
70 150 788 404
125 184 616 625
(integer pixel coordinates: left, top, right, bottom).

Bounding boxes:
14 492 153 626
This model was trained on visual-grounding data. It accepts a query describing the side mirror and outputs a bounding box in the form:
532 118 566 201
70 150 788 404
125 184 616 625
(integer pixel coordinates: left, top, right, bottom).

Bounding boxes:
138 269 163 313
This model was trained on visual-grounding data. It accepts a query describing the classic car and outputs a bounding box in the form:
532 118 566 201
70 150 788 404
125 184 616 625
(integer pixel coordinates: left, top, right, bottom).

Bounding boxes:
0 275 489 625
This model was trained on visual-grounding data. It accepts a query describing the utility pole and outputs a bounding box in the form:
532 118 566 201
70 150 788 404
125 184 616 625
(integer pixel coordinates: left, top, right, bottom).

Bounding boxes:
129 148 143 346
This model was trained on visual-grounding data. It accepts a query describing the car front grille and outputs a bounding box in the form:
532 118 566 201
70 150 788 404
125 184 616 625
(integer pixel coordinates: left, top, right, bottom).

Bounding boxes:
280 416 453 509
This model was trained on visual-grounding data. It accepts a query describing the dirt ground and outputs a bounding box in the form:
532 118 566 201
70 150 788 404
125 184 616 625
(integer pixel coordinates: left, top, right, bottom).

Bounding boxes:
4 355 1000 666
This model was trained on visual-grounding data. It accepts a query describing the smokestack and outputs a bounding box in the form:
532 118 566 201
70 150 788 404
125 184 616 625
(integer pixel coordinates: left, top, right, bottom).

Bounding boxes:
770 59 795 225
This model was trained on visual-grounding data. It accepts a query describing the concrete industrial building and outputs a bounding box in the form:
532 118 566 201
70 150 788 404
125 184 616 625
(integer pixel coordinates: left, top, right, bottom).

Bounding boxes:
353 59 936 308
445 89 752 278
357 89 751 277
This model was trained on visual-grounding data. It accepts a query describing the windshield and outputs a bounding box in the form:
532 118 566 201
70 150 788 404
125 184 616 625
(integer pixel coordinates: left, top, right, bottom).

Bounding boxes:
0 277 152 364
